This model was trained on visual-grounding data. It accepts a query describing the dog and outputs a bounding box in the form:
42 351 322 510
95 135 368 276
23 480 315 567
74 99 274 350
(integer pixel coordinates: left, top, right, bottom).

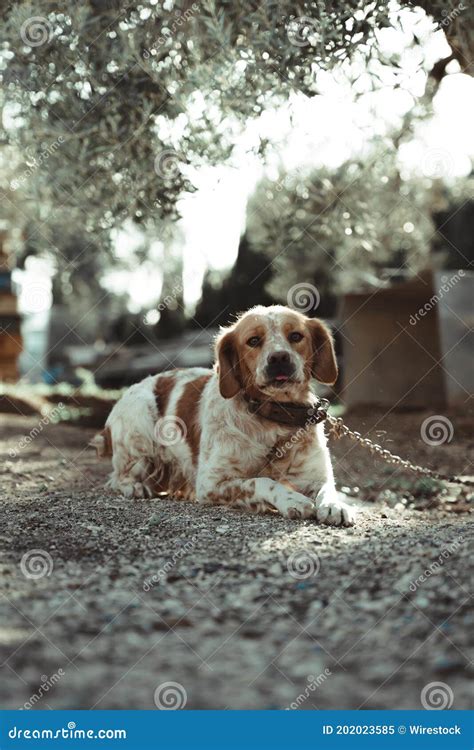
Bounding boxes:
93 305 355 526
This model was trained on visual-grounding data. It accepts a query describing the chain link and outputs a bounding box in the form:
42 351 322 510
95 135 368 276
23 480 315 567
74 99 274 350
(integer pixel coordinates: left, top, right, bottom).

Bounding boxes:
325 414 474 489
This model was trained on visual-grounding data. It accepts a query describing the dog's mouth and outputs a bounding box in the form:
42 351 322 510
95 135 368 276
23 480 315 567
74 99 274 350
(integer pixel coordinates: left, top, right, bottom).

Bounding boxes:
261 362 300 389
265 374 298 388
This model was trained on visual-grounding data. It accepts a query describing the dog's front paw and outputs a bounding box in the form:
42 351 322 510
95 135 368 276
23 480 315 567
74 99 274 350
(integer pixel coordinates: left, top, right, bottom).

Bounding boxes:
315 497 356 527
285 497 316 520
110 477 153 500
269 487 316 519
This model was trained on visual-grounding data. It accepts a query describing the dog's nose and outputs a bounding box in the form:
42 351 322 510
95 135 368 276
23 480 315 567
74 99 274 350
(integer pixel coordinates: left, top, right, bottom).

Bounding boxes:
268 350 290 366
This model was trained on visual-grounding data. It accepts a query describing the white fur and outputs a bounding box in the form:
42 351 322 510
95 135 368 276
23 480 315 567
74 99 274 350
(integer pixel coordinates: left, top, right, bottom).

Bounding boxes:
254 309 306 386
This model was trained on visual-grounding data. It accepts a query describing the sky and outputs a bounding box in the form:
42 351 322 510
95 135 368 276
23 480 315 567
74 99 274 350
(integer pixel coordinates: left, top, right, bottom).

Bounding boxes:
15 6 474 317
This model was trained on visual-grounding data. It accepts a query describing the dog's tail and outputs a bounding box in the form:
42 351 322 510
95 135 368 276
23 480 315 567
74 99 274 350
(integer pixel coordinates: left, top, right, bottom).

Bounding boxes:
90 426 113 458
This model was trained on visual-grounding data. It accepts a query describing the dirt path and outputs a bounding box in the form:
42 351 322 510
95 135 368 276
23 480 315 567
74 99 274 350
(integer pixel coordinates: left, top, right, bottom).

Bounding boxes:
0 411 472 710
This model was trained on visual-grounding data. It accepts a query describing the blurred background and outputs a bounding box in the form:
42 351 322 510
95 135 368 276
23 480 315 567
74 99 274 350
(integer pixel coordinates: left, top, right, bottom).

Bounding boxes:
0 0 472 418
0 1 473 712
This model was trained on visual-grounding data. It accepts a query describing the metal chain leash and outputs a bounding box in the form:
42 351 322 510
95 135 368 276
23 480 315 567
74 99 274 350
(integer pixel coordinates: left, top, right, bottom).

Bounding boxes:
324 411 474 489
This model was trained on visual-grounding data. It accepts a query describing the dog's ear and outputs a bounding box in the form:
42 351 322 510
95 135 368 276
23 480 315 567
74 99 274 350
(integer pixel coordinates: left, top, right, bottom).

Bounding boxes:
307 319 338 385
215 329 242 398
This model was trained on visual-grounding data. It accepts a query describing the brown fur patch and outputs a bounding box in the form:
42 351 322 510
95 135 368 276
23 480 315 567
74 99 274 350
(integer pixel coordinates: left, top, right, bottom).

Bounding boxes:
216 331 243 398
306 319 338 384
205 484 256 507
175 374 212 464
149 370 201 499
154 371 178 416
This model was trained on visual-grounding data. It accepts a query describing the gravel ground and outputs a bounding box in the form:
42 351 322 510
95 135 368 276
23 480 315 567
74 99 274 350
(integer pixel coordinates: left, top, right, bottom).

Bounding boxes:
0 410 472 710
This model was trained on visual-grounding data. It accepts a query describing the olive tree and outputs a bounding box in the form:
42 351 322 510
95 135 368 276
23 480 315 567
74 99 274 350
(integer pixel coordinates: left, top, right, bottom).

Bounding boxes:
0 0 471 298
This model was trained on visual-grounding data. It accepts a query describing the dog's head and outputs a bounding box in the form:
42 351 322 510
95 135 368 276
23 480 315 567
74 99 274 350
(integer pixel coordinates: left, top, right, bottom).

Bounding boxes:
215 305 337 400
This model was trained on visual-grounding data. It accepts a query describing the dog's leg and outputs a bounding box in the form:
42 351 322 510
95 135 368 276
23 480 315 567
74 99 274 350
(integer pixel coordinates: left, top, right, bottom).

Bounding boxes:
196 476 316 519
106 438 155 500
109 455 154 499
284 431 356 526
312 481 356 526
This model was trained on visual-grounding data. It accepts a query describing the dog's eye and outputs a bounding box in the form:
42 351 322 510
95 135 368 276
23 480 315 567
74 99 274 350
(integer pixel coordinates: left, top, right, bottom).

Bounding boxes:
247 336 261 347
288 331 303 343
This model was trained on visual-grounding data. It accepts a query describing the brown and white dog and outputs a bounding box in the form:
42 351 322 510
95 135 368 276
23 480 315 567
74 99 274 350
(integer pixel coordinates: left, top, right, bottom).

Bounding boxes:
93 305 355 526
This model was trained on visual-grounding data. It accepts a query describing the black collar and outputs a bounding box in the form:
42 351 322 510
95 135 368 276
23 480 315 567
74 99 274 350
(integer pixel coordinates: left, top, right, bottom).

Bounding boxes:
242 394 329 428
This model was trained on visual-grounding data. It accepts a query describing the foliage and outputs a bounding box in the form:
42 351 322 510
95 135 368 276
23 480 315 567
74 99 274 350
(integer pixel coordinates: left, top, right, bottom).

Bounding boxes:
0 2 433 242
245 143 436 296
0 0 472 301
